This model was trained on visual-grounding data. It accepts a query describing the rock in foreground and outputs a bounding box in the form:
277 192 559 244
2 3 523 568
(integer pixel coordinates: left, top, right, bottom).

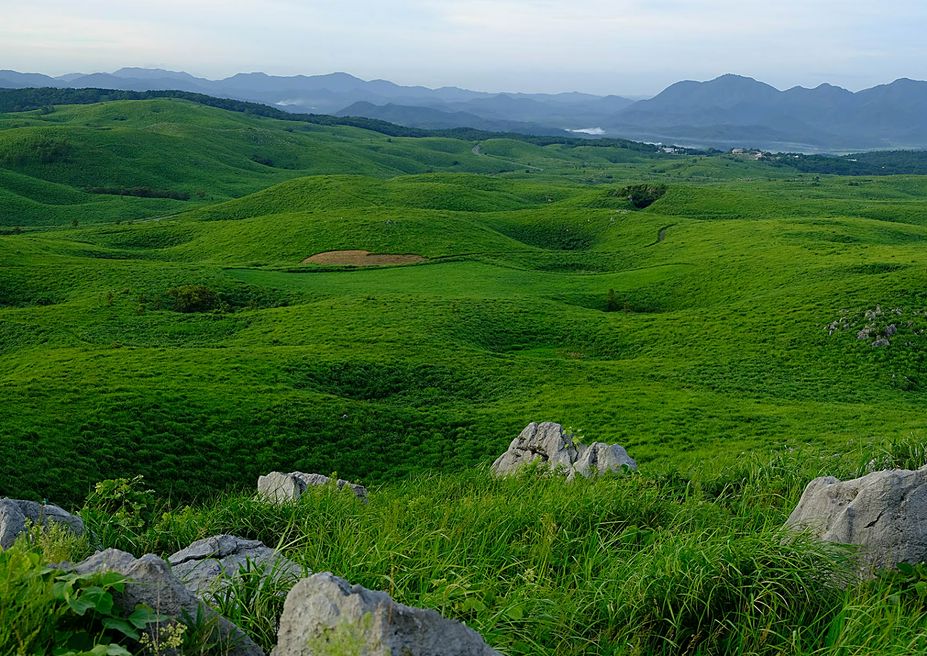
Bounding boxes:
258 471 368 503
169 534 304 599
73 548 264 656
272 572 500 656
0 498 84 548
786 466 927 569
491 422 636 479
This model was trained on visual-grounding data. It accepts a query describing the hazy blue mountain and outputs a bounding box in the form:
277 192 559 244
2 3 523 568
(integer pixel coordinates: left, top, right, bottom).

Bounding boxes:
2 68 926 150
0 70 62 88
3 68 629 130
64 72 209 93
111 67 202 81
609 74 927 151
336 101 570 135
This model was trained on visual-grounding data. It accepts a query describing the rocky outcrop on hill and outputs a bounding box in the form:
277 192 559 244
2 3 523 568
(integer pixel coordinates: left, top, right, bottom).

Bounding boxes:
258 471 368 503
168 534 304 599
786 466 927 569
73 548 264 655
491 422 636 479
0 498 84 548
272 572 500 656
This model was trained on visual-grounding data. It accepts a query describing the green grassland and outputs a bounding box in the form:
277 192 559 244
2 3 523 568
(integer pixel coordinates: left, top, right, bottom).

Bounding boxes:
4 96 927 656
0 98 925 509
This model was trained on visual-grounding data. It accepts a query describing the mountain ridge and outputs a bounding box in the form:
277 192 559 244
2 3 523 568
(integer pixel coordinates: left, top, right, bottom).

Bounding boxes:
1 69 926 151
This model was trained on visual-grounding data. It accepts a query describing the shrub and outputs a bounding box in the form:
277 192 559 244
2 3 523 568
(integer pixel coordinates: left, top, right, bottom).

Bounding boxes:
163 285 221 313
606 288 619 312
83 475 156 552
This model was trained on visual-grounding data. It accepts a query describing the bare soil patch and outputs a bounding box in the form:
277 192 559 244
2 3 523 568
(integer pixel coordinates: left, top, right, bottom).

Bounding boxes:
302 250 427 266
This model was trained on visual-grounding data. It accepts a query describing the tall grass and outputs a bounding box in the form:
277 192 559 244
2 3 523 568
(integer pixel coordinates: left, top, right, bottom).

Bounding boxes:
75 455 927 655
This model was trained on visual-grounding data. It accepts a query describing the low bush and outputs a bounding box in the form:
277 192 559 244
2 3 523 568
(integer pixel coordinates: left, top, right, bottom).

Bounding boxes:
163 285 222 314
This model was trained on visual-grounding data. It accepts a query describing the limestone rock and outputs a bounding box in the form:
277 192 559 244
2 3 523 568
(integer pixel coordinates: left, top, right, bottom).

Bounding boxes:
786 466 927 569
0 498 84 548
258 472 368 504
572 441 637 478
168 534 304 598
490 422 636 479
73 548 264 656
272 572 500 656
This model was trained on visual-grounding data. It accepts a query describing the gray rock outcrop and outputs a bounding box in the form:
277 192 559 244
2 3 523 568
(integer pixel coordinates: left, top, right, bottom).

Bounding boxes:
786 466 927 569
168 534 304 598
0 498 84 548
272 572 500 656
258 472 368 504
72 549 264 655
491 422 636 479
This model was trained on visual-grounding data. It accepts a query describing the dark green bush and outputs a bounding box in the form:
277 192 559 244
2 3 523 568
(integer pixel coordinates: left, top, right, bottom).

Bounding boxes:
164 285 221 313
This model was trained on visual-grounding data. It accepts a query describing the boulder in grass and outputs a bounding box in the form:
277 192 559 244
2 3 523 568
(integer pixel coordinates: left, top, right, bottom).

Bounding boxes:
786 465 927 569
0 498 84 548
258 471 368 504
491 422 636 480
272 572 501 656
72 548 264 656
168 534 304 599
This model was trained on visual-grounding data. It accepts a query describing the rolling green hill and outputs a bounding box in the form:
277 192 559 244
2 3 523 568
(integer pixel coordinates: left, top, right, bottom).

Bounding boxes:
0 97 925 511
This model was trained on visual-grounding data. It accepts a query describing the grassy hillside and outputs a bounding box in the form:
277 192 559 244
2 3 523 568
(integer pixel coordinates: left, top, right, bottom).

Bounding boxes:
3 93 927 655
1 99 925 507
0 98 674 228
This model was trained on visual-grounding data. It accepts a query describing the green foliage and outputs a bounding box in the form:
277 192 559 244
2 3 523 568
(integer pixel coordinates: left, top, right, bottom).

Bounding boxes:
163 285 221 313
0 133 72 165
86 187 191 201
605 288 619 312
0 542 157 656
83 476 156 552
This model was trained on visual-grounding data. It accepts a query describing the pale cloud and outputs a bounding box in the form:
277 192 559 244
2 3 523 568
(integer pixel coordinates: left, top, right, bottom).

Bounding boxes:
1 0 925 94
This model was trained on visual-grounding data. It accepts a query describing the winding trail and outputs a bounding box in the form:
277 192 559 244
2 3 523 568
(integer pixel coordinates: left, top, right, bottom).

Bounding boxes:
646 224 675 248
470 142 544 171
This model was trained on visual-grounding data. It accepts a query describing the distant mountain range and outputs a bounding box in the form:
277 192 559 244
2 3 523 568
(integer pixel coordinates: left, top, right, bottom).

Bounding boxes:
1 68 926 152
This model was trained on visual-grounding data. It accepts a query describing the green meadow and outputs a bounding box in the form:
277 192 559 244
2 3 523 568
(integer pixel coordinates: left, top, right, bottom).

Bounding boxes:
3 96 927 655
1 98 925 506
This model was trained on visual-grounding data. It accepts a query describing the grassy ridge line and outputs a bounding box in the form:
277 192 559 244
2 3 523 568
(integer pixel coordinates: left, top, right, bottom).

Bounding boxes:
0 86 660 151
0 98 673 228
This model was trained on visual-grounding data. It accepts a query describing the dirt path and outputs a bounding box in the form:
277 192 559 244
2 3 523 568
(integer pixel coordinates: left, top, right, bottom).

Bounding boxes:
302 250 427 266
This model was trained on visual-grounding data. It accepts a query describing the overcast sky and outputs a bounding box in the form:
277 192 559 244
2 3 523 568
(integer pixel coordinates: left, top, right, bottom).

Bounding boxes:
3 0 926 96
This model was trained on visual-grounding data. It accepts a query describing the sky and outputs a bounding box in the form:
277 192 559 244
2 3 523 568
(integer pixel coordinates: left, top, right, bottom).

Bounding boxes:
2 0 926 96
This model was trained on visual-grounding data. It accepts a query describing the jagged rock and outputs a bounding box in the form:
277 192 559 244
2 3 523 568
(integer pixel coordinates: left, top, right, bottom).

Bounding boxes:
72 548 264 655
786 466 927 569
0 498 84 549
258 471 368 504
491 422 636 479
272 572 500 656
168 534 304 598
